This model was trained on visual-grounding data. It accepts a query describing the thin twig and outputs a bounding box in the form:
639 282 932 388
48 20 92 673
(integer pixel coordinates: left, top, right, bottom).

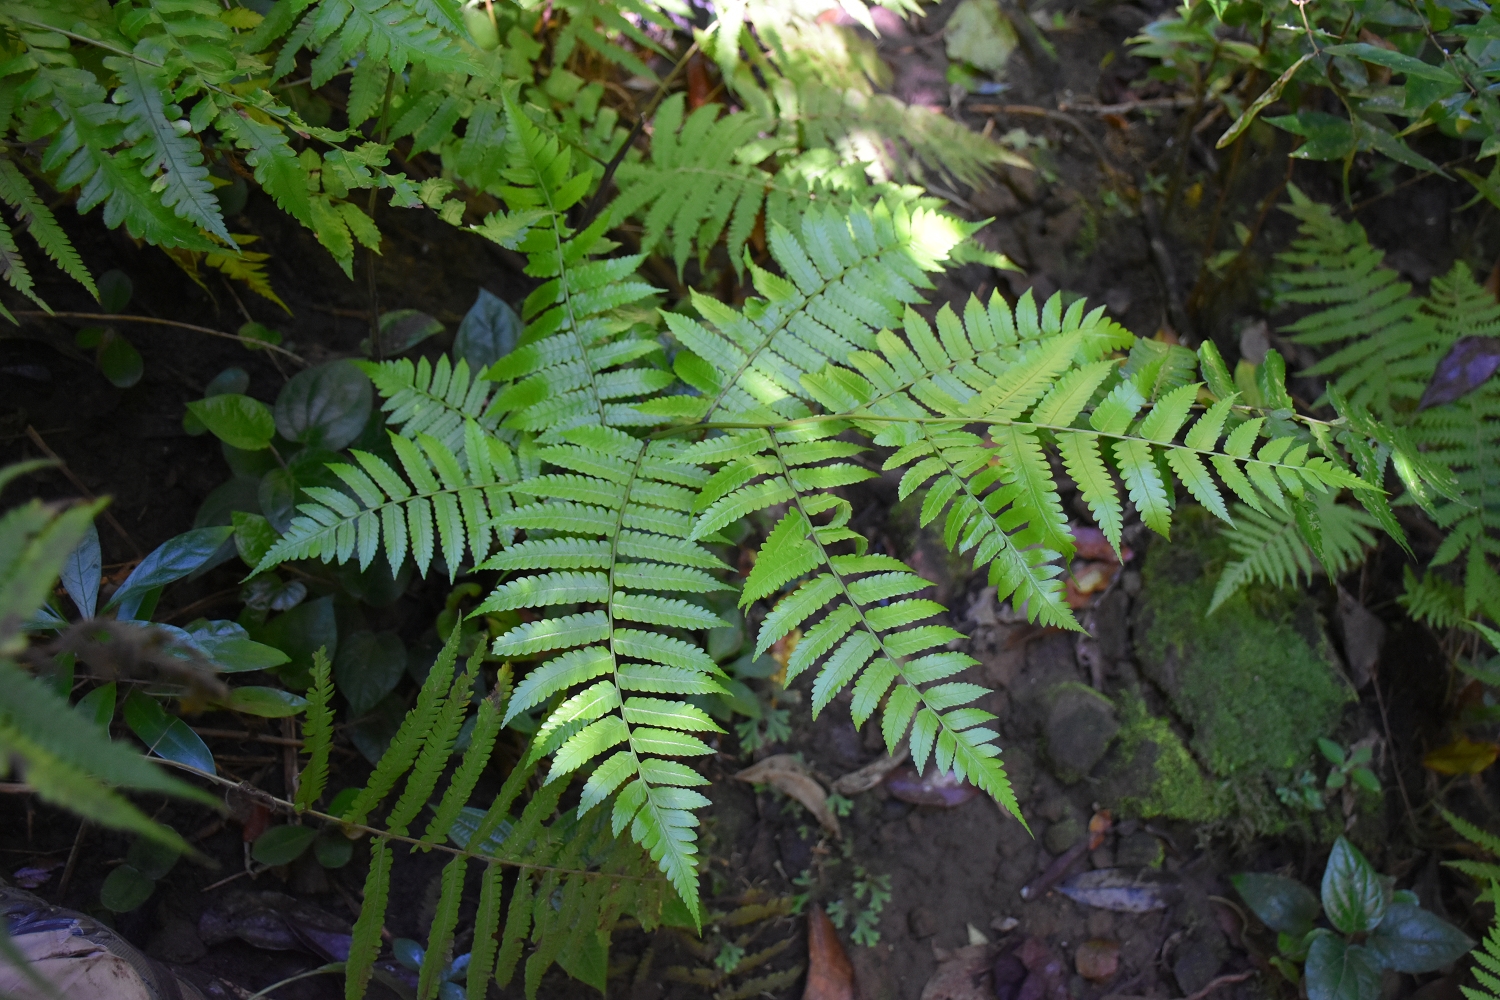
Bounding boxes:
1056 95 1207 114
25 426 142 557
154 759 665 882
14 312 305 363
56 821 88 899
1107 970 1255 1000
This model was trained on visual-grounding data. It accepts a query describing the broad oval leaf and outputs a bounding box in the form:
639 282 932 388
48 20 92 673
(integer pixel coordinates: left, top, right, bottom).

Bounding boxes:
98 332 143 388
187 618 290 673
251 595 338 677
1366 902 1475 973
314 831 353 868
335 630 407 716
1321 837 1388 935
1417 336 1500 411
453 288 522 374
274 359 373 451
1232 872 1321 934
126 836 179 880
123 690 216 774
1306 935 1381 1000
187 393 277 451
368 309 442 357
252 824 319 866
74 681 116 732
99 863 155 912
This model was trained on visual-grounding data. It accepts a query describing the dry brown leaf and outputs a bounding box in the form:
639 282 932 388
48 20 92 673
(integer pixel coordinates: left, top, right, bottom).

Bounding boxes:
920 944 993 1000
735 754 841 838
804 906 855 1000
830 743 909 796
1423 736 1500 775
1074 939 1120 981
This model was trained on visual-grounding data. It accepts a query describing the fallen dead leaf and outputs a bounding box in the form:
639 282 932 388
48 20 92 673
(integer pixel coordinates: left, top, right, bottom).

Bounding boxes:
1057 868 1175 912
736 754 841 838
1017 936 1070 1000
921 944 992 1000
1074 938 1120 981
1336 586 1383 689
804 905 855 1000
1423 736 1500 775
883 765 979 807
831 742 909 796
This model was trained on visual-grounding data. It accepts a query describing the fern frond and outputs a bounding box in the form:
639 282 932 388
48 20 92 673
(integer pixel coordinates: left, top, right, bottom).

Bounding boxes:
362 355 500 465
0 214 40 314
1460 900 1500 1000
1400 566 1468 630
291 0 469 83
255 422 513 578
204 237 289 313
294 646 334 810
551 0 673 82
484 97 665 443
1209 493 1379 612
0 156 95 300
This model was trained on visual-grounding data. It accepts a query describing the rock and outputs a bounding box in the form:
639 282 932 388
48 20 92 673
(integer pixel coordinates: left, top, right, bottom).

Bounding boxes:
921 944 994 1000
1044 684 1120 780
147 916 206 964
1043 816 1083 855
999 748 1035 806
1116 831 1165 868
1075 939 1120 982
909 905 939 939
1090 845 1116 869
1036 796 1071 823
1172 929 1227 995
1092 589 1131 662
994 950 1028 1000
1086 910 1115 938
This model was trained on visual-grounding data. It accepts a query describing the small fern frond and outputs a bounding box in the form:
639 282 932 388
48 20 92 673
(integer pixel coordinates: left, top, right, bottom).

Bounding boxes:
0 156 95 300
294 646 334 811
1460 901 1500 1000
1400 566 1468 630
1209 493 1379 612
0 214 40 315
362 355 501 465
485 96 665 443
551 0 674 82
255 422 514 579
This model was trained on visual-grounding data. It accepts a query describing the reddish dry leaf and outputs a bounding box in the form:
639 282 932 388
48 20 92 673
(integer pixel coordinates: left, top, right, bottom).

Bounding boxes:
1418 335 1500 410
1016 937 1070 1000
1074 939 1120 981
1069 525 1132 563
804 906 855 1000
686 51 713 110
1423 736 1500 775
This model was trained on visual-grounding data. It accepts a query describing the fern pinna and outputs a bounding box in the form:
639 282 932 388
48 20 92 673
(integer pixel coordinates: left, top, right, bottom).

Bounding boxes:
253 101 1446 955
1272 186 1499 625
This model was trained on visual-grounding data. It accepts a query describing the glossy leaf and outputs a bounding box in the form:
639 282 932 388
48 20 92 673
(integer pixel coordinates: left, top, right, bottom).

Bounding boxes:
368 310 442 357
453 288 522 374
123 690 215 774
109 526 236 620
61 522 101 618
1306 935 1381 1000
252 824 319 866
1321 837 1387 935
274 360 374 451
98 332 143 388
1232 872 1321 934
221 686 309 717
74 682 116 732
335 630 407 716
1366 902 1474 973
187 394 277 451
99 863 155 912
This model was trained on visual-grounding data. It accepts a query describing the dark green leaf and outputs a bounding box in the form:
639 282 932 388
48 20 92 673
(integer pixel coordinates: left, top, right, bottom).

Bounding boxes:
1318 738 1345 765
99 864 155 912
453 289 522 374
274 360 373 451
252 595 339 678
126 836 179 880
74 682 116 732
335 630 408 716
61 522 100 618
1266 112 1356 161
1233 873 1321 934
98 332 143 388
315 831 353 868
1322 837 1388 934
1323 43 1459 83
123 691 216 774
1365 902 1474 972
238 321 283 351
1218 54 1312 149
221 686 308 717
252 824 319 866
109 526 235 620
206 367 250 397
1306 936 1381 1000
232 510 279 569
187 618 290 673
366 310 442 357
98 270 132 312
187 394 277 451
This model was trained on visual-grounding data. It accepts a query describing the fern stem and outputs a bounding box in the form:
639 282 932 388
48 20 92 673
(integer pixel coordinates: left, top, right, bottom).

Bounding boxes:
14 312 305 362
148 757 665 882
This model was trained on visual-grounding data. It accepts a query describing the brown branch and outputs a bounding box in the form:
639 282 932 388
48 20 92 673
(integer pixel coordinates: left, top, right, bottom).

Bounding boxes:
14 311 305 363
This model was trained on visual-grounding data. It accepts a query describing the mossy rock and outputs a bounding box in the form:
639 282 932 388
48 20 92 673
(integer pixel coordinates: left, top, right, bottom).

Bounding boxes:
1134 507 1352 779
1099 691 1230 823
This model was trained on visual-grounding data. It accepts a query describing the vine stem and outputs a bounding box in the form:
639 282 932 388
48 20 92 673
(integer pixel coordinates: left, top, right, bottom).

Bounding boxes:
150 757 664 882
244 963 345 1000
14 311 305 362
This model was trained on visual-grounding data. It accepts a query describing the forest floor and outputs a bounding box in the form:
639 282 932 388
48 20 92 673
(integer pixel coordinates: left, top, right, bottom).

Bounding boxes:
1 0 1497 999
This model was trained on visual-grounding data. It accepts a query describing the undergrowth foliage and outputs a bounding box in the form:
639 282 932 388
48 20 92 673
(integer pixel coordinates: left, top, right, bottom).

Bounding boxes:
256 99 1445 948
